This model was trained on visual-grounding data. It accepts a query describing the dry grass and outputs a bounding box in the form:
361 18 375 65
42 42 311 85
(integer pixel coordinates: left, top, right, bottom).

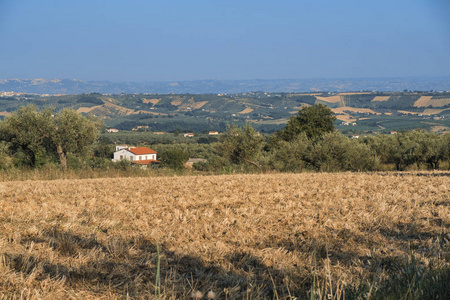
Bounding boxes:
238 107 254 114
414 96 434 107
423 108 446 115
77 106 103 114
143 99 160 106
316 96 342 103
371 96 390 102
428 98 450 107
413 96 450 108
0 172 449 299
335 114 356 122
178 100 208 111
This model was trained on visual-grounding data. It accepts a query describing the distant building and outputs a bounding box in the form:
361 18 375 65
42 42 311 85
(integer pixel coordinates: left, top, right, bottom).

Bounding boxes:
208 131 219 135
153 132 165 135
390 131 398 135
112 146 158 166
184 133 195 137
106 128 119 133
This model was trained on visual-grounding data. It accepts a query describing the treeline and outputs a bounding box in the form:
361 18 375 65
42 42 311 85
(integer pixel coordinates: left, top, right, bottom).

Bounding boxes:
0 104 449 174
193 128 450 173
193 104 450 172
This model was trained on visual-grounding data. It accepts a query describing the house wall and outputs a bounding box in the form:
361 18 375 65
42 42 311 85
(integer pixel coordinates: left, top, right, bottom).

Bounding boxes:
113 149 133 162
132 154 157 161
113 150 157 162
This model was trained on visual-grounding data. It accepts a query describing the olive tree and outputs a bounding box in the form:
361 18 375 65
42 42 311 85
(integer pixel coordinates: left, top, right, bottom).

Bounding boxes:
268 133 310 172
0 106 54 167
217 124 264 167
0 105 100 168
53 109 100 168
276 104 336 141
159 149 189 170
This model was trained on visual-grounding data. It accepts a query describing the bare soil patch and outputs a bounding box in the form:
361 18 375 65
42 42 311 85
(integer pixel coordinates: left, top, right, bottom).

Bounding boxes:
414 96 433 107
372 96 390 102
238 107 254 114
316 95 342 103
142 98 160 106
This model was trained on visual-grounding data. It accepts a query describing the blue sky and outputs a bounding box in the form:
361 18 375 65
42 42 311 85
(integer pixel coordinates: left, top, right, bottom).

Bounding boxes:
0 0 449 81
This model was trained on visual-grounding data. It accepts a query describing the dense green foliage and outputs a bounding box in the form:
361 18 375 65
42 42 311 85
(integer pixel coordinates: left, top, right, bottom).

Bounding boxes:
276 104 336 141
1 104 450 173
199 125 450 173
159 149 189 170
217 125 264 165
0 106 101 168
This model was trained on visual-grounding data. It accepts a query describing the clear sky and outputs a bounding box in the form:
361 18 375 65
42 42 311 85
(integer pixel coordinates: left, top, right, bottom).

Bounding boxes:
0 0 449 82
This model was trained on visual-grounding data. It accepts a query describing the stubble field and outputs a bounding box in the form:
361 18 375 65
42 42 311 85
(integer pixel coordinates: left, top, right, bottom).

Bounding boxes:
0 172 449 299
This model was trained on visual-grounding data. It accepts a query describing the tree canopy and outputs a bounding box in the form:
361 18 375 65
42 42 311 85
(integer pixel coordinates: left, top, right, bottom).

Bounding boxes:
0 105 101 168
159 149 189 170
217 124 264 166
276 104 336 141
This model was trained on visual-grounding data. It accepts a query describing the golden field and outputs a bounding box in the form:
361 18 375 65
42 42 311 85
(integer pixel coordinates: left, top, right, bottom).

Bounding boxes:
0 172 449 299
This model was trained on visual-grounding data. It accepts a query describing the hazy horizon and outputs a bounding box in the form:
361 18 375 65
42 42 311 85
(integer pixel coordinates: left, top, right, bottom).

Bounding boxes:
3 75 450 83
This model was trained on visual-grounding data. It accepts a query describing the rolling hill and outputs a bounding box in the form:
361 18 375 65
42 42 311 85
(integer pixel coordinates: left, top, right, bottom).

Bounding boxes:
1 91 450 134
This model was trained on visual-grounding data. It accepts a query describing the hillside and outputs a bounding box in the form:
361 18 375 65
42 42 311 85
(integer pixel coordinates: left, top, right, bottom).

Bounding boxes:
1 91 450 133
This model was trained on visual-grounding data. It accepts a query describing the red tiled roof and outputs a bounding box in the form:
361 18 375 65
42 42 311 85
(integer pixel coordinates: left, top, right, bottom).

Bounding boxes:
127 147 157 155
131 159 160 165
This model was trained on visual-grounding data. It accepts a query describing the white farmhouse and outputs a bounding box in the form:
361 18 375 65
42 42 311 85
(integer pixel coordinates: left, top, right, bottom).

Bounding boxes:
113 145 158 165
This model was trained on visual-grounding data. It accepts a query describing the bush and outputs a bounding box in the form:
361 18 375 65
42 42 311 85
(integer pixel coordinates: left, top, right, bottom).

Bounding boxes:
159 149 189 170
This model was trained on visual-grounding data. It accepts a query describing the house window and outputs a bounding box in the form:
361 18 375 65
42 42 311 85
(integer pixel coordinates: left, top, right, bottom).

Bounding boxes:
130 156 134 161
145 156 148 160
120 155 123 160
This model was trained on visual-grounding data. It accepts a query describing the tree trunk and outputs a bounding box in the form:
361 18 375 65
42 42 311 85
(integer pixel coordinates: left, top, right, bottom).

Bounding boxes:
57 145 67 169
244 159 263 173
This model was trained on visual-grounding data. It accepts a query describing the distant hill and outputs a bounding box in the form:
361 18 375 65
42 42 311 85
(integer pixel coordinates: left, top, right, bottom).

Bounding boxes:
1 77 450 95
1 91 449 134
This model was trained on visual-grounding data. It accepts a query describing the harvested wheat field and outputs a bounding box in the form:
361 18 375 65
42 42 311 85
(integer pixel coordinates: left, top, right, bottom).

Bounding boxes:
0 173 449 299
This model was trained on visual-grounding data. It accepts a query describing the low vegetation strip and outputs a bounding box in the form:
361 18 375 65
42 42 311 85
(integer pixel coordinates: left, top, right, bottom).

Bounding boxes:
0 172 449 299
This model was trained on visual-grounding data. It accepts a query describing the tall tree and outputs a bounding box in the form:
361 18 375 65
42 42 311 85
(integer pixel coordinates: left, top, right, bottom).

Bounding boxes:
0 105 100 169
53 109 100 168
0 106 54 167
159 149 189 170
276 104 336 141
217 124 264 166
